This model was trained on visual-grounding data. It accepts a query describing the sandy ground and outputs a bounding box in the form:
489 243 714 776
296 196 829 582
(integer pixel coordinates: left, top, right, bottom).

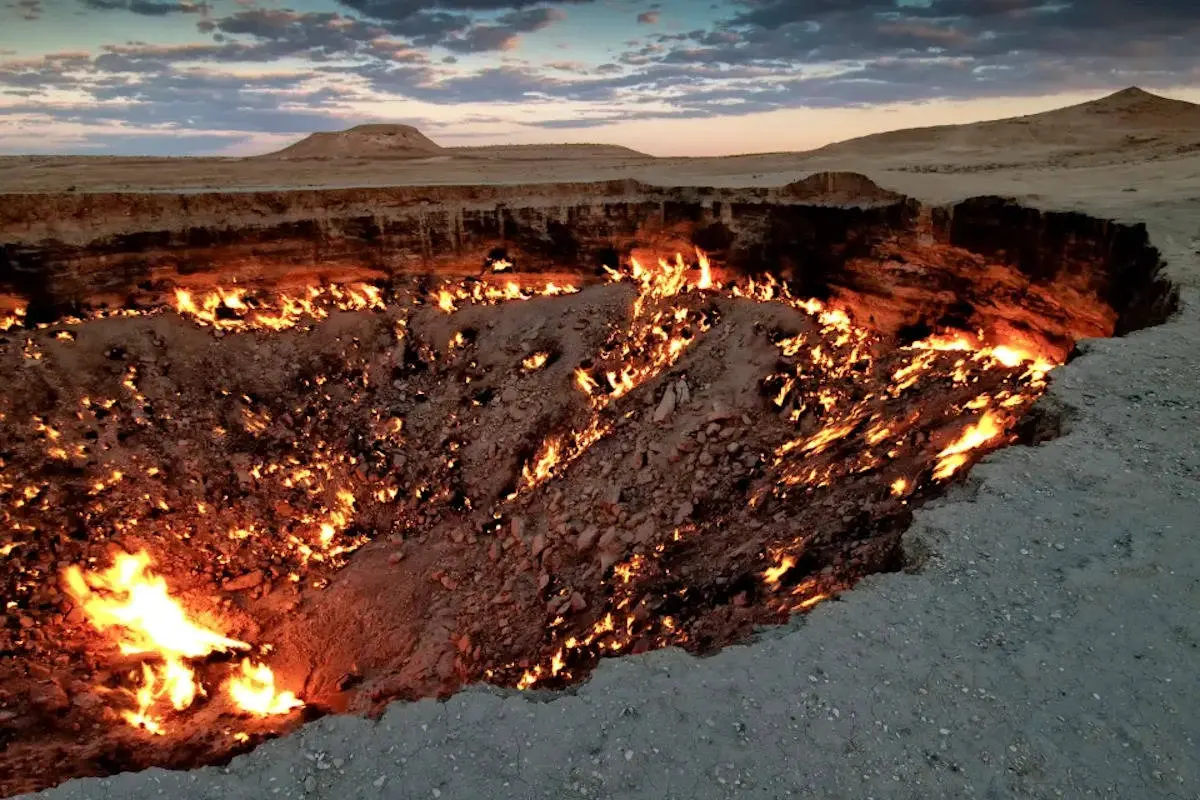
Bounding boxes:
11 97 1200 798
3 145 1200 196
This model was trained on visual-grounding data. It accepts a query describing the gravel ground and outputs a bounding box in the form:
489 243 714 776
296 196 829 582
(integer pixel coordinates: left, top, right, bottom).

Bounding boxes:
22 173 1200 800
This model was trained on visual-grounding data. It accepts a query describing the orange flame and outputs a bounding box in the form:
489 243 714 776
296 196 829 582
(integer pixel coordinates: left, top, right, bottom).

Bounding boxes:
932 411 1004 480
431 279 580 314
172 283 385 331
63 551 301 731
574 368 598 395
522 352 549 371
909 333 1055 377
762 554 796 588
64 551 247 658
226 661 303 716
64 551 249 732
522 438 562 488
696 248 712 290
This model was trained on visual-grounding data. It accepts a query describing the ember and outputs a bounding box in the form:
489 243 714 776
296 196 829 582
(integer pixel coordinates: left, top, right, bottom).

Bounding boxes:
0 261 1063 795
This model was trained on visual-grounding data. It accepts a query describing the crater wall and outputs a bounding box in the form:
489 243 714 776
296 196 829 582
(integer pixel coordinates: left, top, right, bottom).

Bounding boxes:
0 173 1178 356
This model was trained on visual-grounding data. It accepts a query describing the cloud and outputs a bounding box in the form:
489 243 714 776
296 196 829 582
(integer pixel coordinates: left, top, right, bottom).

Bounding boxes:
205 8 394 57
335 0 591 22
637 10 659 25
545 60 587 72
331 0 588 47
54 131 252 156
441 7 565 53
81 0 210 14
524 107 698 128
1 72 359 135
73 0 582 53
9 0 41 20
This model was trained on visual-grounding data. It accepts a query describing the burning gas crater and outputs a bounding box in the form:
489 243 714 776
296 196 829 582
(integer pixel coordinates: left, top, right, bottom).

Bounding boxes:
0 252 1055 795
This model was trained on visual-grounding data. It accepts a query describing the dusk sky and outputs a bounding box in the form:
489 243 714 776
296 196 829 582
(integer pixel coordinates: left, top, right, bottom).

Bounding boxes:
1 0 1199 156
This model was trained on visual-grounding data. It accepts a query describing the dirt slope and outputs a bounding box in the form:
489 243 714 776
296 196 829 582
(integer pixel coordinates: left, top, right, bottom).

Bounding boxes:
815 87 1200 160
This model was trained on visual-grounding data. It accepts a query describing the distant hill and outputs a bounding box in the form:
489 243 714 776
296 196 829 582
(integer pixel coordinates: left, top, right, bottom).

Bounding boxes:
257 124 651 161
815 87 1200 159
258 124 445 160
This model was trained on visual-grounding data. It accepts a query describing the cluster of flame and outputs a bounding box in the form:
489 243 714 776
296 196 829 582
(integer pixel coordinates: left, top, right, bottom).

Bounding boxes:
173 283 385 331
433 279 577 314
63 551 301 734
501 256 1055 689
15 275 590 735
0 307 25 332
514 252 712 496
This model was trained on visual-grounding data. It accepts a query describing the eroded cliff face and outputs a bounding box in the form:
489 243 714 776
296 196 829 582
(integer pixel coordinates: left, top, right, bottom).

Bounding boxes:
934 197 1179 337
0 173 1179 357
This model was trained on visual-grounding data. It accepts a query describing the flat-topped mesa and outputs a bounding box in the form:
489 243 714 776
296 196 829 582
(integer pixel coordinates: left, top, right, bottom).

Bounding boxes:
258 124 445 160
0 174 1179 361
253 125 651 162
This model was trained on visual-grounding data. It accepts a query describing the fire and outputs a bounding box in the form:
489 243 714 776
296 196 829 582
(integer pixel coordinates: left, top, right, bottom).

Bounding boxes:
793 593 828 611
63 551 301 732
172 283 386 332
574 368 598 395
0 306 25 332
431 279 580 314
910 332 975 352
509 251 711 500
932 411 1005 480
523 438 561 487
762 554 796 588
226 661 303 715
64 551 248 731
522 352 549 371
64 551 247 659
696 248 713 290
910 333 1055 377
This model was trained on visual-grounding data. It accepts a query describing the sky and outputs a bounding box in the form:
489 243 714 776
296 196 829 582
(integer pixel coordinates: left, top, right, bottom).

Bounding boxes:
1 0 1199 156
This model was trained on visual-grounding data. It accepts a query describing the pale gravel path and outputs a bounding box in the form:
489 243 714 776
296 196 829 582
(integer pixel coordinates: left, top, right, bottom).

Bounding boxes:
22 171 1200 800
